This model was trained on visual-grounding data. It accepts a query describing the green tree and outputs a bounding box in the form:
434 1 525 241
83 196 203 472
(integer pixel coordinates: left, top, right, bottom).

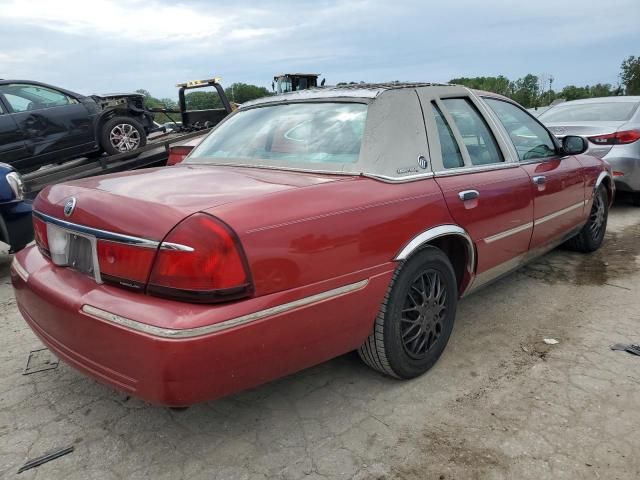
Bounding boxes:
449 76 512 97
184 91 222 110
225 83 271 104
559 85 591 101
511 74 540 108
620 55 640 95
588 83 615 98
135 89 178 123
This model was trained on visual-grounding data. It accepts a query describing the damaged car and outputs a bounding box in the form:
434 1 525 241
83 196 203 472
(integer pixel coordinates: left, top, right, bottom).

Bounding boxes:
0 80 156 172
12 83 613 406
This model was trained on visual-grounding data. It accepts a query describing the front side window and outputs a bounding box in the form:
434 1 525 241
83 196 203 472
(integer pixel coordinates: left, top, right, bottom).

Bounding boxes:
431 103 464 168
484 98 557 161
441 98 503 166
188 102 367 167
0 84 76 112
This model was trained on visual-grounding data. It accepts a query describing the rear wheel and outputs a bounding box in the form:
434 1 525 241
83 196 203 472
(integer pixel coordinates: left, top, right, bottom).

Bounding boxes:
358 247 458 379
565 185 608 253
100 116 147 155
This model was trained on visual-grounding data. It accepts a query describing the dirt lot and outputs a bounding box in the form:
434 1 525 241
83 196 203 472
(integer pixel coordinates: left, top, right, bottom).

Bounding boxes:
1 203 639 480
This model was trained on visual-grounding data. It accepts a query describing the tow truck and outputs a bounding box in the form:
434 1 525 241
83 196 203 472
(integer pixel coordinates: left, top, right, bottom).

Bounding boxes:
20 77 233 198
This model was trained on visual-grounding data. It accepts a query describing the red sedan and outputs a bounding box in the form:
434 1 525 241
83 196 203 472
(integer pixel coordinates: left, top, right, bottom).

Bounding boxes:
12 84 613 406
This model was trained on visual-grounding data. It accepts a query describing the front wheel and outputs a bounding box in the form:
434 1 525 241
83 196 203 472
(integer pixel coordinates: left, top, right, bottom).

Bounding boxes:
358 247 458 379
100 116 147 156
565 185 608 253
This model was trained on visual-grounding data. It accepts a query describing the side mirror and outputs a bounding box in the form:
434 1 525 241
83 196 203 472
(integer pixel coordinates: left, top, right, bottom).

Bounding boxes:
562 135 588 155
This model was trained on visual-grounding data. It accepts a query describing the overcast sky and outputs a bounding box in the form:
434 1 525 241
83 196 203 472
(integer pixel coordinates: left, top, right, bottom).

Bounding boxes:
1 0 638 99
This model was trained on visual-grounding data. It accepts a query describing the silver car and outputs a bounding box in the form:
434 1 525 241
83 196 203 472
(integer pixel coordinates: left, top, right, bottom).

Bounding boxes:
539 96 640 204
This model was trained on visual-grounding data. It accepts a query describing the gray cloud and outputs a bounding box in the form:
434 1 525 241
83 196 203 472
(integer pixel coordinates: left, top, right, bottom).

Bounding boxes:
0 0 637 98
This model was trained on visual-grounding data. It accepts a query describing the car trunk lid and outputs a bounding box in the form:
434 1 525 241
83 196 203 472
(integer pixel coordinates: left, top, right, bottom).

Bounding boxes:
33 165 351 291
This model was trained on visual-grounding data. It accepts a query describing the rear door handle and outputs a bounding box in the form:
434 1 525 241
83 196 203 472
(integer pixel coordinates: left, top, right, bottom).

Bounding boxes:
532 176 546 185
458 190 479 201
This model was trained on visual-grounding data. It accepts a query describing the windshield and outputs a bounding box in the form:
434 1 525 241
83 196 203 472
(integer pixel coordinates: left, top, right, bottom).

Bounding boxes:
187 102 368 168
540 101 639 122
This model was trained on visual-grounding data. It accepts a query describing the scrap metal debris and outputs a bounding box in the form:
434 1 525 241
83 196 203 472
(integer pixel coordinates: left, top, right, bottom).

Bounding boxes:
543 338 559 345
17 446 74 474
23 347 59 375
610 343 640 356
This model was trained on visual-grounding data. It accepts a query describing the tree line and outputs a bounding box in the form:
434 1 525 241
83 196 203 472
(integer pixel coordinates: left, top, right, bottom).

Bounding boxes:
137 55 640 118
450 55 640 108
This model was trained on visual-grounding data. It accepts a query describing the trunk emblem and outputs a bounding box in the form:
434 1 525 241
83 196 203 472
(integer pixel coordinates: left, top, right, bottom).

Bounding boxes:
64 197 77 217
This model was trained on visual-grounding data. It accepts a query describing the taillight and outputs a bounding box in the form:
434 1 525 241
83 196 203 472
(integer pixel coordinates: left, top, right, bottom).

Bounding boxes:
147 213 252 303
167 145 194 166
588 129 640 145
97 240 157 288
33 216 49 254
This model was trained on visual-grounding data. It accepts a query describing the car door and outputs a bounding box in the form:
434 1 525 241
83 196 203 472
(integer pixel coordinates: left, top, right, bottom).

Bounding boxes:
0 83 95 168
417 87 534 289
0 97 28 162
482 97 586 251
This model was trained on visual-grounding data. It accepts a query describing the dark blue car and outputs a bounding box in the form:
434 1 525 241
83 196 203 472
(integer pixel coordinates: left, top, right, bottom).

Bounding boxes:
0 163 33 252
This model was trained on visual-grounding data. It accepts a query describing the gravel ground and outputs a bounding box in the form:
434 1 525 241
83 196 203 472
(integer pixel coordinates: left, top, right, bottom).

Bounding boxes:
1 202 639 480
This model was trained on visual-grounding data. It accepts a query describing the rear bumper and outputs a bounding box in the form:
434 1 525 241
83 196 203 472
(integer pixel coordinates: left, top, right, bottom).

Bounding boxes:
11 246 392 406
603 151 640 193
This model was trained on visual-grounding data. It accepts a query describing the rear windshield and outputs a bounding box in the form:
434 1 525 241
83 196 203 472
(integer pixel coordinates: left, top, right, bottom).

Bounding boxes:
540 101 639 122
187 102 367 168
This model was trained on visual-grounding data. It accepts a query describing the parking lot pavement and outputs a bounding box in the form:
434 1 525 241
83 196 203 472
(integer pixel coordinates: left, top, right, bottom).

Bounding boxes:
1 204 639 480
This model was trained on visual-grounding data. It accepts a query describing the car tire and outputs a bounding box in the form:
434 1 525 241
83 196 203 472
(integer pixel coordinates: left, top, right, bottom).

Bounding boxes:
565 185 608 253
358 246 458 379
100 116 147 156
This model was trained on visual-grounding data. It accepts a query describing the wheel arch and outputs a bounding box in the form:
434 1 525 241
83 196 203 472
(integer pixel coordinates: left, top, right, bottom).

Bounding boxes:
395 225 476 295
595 171 614 206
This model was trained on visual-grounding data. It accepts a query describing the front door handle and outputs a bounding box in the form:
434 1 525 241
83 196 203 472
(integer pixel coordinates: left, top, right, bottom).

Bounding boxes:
458 190 479 201
532 176 546 185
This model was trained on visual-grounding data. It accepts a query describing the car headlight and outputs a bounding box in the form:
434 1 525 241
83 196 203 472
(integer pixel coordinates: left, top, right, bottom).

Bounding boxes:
6 171 24 200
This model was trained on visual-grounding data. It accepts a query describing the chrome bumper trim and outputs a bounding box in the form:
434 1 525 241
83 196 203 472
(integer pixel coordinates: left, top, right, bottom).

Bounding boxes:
12 258 29 282
484 222 533 244
33 211 192 251
534 200 586 226
82 279 369 338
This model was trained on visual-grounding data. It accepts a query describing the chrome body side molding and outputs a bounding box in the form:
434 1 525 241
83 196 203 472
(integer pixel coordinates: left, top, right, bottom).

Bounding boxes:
533 200 586 226
82 279 369 339
395 224 475 274
483 222 533 244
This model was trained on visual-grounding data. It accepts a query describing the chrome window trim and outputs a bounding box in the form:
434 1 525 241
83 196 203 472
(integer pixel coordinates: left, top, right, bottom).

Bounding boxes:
433 162 520 178
81 279 369 338
534 200 586 226
33 211 192 251
483 222 534 244
362 172 435 183
395 224 475 273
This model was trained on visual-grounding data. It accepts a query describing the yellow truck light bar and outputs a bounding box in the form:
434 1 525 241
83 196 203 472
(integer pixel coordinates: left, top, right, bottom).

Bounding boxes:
175 77 222 88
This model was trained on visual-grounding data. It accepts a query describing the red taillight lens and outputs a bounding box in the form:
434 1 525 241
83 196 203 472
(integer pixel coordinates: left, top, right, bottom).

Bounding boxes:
148 213 252 303
167 145 194 166
588 129 640 145
97 240 157 288
33 216 49 253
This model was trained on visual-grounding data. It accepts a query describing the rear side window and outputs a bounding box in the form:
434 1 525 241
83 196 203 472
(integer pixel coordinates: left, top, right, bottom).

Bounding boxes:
484 98 557 161
431 103 464 168
441 98 503 166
